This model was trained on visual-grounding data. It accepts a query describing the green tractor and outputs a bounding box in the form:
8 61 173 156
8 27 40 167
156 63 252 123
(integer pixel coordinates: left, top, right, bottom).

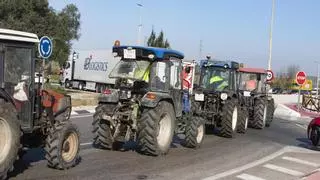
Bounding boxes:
92 42 205 156
191 58 246 138
0 29 80 179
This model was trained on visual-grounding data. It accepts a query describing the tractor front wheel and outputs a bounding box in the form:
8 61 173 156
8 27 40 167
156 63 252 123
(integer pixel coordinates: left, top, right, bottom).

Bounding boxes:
45 122 80 170
0 103 20 180
310 126 320 147
252 98 267 129
184 116 205 148
237 109 249 134
220 99 239 138
266 99 275 127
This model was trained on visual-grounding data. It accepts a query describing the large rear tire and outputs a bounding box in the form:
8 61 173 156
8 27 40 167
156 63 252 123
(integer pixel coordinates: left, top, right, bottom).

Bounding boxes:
310 126 320 147
0 103 20 180
266 99 275 127
137 101 175 156
220 99 239 138
252 98 267 129
45 122 80 170
184 116 205 148
237 108 249 134
92 104 115 149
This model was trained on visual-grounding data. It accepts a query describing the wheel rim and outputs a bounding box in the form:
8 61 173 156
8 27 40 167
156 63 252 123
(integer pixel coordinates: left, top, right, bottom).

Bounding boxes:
196 124 204 144
0 117 12 164
232 106 238 131
62 132 79 162
263 105 267 126
244 116 249 130
157 113 172 149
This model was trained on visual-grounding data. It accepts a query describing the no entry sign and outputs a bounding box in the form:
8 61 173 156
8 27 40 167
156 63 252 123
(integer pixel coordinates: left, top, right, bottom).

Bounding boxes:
296 71 307 85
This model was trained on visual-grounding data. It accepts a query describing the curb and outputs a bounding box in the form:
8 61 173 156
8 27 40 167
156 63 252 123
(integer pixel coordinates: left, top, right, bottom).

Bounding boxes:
274 103 302 121
302 168 320 180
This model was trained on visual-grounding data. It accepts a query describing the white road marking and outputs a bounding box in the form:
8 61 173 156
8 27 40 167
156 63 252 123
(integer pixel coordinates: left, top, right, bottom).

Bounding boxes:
236 173 266 180
80 142 92 146
282 156 319 167
295 123 307 130
263 163 304 176
202 147 287 180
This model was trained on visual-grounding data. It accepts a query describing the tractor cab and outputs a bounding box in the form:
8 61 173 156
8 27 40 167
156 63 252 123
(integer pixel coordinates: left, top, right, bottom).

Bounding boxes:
238 67 268 95
0 28 39 131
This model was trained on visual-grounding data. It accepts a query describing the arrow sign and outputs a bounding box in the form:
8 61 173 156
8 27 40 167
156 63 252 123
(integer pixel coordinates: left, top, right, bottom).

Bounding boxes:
266 70 274 82
38 36 53 59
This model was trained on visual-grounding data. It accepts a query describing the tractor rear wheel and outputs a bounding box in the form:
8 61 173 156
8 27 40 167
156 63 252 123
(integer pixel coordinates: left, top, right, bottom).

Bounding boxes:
184 116 205 148
45 122 80 170
310 126 320 147
0 103 20 180
137 101 175 156
220 99 239 138
92 104 115 149
252 98 267 129
237 109 249 134
266 99 275 127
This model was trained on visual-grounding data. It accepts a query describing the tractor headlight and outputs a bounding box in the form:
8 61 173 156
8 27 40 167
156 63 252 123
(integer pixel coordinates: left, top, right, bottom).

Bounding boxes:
220 93 228 101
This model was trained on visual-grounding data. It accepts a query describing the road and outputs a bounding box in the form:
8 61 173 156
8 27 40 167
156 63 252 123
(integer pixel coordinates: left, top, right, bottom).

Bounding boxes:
7 114 320 180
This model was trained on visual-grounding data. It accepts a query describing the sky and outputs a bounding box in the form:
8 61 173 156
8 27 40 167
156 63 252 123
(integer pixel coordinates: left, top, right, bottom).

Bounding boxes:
48 0 320 76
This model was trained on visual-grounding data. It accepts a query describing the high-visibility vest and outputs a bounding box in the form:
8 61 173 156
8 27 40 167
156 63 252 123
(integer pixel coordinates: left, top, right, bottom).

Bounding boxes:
210 76 228 90
134 68 149 82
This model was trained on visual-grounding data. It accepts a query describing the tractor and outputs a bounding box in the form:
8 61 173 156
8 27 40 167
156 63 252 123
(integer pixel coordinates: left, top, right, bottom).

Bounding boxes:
0 28 80 179
191 57 246 138
92 41 205 156
237 66 275 130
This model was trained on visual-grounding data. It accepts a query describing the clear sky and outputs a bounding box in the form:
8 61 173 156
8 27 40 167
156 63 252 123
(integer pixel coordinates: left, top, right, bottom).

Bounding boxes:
49 0 320 76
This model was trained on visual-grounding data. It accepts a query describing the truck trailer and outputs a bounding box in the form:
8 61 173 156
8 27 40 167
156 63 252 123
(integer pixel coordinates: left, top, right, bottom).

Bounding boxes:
63 49 120 93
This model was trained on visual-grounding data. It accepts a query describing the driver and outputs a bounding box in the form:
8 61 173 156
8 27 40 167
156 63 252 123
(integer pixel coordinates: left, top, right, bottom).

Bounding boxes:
209 71 228 91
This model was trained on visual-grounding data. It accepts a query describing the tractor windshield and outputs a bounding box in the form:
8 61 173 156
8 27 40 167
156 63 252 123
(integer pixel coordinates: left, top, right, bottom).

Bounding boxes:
239 73 258 91
4 46 32 85
109 60 151 81
200 66 230 91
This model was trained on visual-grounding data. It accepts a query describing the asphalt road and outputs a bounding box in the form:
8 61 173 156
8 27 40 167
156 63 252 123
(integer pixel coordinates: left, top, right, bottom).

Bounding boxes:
7 114 320 180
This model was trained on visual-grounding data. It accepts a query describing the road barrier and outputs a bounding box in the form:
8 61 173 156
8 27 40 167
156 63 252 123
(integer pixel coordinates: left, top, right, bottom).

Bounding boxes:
302 95 320 112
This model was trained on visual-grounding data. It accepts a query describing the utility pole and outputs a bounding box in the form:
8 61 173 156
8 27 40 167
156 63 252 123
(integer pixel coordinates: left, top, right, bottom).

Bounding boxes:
268 0 275 70
137 1 143 45
315 61 320 98
199 40 203 59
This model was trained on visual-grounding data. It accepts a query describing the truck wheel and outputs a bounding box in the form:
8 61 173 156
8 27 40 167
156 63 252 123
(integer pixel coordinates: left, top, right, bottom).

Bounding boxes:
45 122 80 170
92 104 114 149
237 109 249 134
220 99 238 138
266 99 275 127
0 103 20 180
252 98 267 129
310 126 320 147
137 101 175 156
184 116 205 148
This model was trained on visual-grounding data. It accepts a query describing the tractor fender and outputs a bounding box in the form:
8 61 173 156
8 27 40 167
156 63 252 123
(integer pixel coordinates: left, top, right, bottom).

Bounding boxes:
307 117 320 138
141 92 173 108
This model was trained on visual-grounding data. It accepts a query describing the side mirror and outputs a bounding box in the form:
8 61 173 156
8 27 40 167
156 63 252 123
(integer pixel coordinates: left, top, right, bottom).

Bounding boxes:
185 66 191 74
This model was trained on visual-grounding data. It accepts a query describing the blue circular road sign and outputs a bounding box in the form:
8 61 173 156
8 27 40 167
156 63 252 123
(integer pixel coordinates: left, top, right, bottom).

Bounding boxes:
38 36 53 59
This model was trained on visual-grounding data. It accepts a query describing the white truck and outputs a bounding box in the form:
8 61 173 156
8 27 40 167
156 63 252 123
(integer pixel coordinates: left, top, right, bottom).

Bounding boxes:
63 49 120 93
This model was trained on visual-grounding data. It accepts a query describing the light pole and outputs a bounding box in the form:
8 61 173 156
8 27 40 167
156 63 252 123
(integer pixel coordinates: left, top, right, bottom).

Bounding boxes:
137 1 143 45
268 0 275 70
315 61 320 98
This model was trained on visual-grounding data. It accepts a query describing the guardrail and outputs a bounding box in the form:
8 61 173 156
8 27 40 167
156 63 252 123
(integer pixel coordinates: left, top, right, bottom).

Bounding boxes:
302 95 320 112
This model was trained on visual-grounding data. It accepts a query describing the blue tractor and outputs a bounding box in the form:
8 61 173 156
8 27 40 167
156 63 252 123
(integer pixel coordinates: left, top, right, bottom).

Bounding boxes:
92 42 205 156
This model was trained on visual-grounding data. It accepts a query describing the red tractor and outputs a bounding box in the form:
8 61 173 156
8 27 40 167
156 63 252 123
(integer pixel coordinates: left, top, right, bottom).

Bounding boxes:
0 28 80 179
308 117 320 148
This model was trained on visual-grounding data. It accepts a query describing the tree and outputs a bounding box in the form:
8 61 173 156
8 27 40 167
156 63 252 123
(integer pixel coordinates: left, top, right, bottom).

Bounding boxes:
147 29 170 48
0 0 81 66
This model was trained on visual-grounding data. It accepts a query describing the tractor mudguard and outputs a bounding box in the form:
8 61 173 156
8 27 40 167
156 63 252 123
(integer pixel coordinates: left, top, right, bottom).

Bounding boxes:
97 90 119 103
141 92 173 108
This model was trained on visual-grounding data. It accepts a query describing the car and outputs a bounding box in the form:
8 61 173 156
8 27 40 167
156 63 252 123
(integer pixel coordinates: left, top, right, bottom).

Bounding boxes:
308 117 320 147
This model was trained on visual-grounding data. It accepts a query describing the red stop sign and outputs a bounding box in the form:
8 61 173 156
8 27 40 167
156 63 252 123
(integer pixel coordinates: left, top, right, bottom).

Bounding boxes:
296 71 307 85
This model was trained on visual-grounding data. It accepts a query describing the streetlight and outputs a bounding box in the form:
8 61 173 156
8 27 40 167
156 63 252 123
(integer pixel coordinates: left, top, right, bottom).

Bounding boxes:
137 1 143 45
268 0 275 70
315 61 320 98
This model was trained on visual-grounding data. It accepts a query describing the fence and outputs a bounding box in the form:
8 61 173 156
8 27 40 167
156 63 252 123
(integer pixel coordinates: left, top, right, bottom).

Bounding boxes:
302 95 320 112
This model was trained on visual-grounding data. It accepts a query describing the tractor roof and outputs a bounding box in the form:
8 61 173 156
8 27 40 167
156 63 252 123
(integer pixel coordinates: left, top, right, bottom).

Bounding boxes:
112 45 184 60
0 28 39 43
239 67 266 74
199 59 240 69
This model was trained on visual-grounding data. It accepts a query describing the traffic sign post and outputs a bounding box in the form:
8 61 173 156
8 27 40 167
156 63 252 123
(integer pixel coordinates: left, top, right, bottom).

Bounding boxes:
38 36 53 89
296 71 307 111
